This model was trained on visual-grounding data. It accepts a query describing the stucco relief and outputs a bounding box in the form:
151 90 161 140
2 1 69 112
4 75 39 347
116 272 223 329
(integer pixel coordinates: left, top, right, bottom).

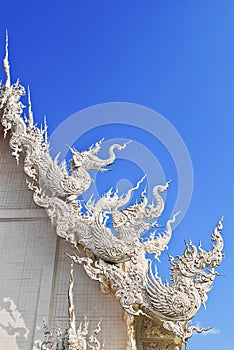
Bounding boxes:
0 35 224 349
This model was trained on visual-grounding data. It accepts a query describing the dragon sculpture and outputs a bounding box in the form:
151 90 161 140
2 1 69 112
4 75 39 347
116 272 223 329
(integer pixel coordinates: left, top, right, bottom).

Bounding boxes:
0 35 224 349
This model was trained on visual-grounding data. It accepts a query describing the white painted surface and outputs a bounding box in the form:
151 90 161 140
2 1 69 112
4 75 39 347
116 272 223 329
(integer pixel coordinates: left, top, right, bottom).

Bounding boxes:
0 133 127 349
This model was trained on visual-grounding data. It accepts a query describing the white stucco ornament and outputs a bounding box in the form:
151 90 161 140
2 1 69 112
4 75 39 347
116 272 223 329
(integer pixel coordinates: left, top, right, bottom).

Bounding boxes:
0 35 224 349
39 263 103 350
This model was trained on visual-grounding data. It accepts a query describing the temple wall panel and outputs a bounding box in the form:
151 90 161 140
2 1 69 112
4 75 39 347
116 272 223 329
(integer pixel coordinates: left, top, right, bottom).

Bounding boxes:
0 133 56 349
0 133 128 349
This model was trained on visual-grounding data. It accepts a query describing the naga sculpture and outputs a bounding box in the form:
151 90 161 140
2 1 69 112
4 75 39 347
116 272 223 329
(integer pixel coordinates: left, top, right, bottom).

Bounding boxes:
0 34 224 349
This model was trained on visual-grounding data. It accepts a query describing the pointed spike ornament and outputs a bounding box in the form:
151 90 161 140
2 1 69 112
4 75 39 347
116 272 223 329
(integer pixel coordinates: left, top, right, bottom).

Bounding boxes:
27 86 34 127
39 262 104 349
43 115 48 145
3 30 10 88
68 262 76 332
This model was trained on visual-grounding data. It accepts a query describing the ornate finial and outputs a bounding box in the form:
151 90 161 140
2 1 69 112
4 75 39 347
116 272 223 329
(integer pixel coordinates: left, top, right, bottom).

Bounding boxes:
3 30 11 87
43 116 48 145
68 262 76 332
27 86 34 127
217 215 224 230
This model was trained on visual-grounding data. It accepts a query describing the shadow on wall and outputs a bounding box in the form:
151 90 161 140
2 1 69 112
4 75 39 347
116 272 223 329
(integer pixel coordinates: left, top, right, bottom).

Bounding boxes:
0 297 29 349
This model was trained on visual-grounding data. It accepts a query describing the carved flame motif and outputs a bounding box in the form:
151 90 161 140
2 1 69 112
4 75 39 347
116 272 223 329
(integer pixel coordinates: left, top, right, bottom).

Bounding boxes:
39 263 103 350
0 36 224 348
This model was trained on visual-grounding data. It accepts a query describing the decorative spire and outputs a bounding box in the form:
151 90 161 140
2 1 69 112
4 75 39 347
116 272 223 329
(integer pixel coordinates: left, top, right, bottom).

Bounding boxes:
39 262 104 349
3 30 11 87
43 115 48 145
68 262 76 332
27 86 34 127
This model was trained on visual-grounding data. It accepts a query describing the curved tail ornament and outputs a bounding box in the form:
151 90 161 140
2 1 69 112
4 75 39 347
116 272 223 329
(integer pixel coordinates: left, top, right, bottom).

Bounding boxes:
145 217 224 346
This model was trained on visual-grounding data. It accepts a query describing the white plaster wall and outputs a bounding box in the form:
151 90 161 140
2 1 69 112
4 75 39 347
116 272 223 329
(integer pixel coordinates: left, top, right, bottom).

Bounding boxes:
0 132 128 349
0 133 57 350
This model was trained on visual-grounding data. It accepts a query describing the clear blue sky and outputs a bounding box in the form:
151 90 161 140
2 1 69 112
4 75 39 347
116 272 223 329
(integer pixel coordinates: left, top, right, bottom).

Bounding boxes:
0 1 233 349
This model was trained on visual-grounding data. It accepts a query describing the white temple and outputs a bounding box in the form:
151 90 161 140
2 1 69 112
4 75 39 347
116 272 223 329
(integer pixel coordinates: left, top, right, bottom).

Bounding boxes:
0 35 224 350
